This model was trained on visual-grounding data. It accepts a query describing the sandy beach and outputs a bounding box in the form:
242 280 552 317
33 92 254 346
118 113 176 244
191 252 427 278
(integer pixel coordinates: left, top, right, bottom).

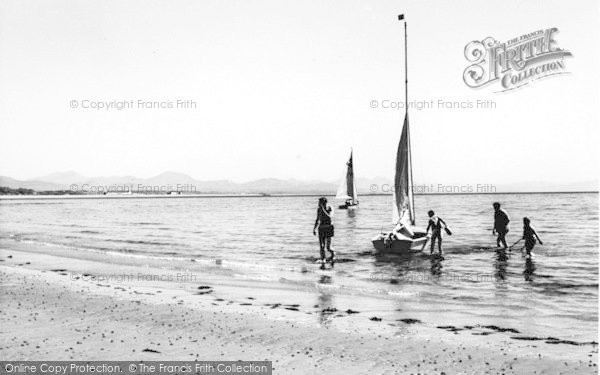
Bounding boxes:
1 0 599 372
1 247 596 374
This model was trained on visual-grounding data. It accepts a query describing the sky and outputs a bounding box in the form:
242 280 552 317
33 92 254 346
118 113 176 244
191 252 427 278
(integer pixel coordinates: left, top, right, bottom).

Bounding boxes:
0 0 598 186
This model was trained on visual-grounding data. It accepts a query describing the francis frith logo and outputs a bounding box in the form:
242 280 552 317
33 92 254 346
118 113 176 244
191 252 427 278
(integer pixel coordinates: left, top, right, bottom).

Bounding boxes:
463 27 572 92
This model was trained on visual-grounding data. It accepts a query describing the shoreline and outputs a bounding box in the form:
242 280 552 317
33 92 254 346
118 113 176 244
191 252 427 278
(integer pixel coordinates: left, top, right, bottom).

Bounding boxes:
0 191 597 201
0 248 596 373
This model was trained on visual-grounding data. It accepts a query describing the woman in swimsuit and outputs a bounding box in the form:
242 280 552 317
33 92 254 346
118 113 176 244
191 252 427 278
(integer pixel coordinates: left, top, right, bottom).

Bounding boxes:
313 197 335 262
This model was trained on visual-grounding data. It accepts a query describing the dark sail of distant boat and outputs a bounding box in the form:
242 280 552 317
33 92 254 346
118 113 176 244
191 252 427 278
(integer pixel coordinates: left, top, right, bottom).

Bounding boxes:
336 149 358 209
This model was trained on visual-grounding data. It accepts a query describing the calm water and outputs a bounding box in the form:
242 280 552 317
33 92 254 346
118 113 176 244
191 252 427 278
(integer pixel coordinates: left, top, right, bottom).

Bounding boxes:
1 193 597 341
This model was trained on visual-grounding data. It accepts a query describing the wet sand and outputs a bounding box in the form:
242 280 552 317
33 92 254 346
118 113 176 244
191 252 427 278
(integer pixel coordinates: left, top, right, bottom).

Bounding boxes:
0 248 597 374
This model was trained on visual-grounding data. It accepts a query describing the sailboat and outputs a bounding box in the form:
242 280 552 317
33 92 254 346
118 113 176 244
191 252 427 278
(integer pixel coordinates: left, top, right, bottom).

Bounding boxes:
372 14 429 253
336 149 359 209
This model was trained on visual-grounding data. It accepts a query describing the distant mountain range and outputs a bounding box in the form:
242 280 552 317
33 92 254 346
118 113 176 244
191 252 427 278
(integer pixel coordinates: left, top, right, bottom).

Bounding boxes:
0 171 597 195
0 171 343 194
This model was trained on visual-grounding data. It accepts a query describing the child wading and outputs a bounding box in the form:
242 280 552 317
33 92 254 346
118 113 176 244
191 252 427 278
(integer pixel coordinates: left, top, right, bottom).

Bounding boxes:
516 217 543 257
426 210 450 255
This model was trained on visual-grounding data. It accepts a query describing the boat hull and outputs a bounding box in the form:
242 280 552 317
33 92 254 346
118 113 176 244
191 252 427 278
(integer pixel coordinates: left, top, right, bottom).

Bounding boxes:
372 231 429 254
338 203 359 210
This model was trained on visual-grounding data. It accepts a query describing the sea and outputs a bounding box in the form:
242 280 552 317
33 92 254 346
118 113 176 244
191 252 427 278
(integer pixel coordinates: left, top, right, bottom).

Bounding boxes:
0 192 597 343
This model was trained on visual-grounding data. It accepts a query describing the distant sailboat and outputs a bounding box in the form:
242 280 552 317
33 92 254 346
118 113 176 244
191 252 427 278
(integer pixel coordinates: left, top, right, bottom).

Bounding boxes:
372 14 429 253
336 149 359 209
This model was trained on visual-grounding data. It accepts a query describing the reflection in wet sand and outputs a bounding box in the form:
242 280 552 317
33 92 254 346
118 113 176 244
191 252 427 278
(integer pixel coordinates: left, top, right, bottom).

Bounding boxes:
494 248 508 282
317 275 335 326
524 257 535 281
430 256 443 276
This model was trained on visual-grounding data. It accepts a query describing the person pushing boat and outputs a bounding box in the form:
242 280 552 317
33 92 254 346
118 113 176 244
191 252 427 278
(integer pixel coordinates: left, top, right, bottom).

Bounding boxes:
426 210 449 255
313 197 335 262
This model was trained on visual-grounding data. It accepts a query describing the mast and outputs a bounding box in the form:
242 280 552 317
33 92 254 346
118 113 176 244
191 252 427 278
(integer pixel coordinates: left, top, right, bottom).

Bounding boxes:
399 14 415 225
350 147 354 203
404 18 408 111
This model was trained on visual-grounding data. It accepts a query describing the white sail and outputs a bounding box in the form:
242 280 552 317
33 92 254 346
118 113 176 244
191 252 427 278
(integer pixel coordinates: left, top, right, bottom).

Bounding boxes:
393 113 415 225
351 170 358 203
335 177 351 200
392 191 400 224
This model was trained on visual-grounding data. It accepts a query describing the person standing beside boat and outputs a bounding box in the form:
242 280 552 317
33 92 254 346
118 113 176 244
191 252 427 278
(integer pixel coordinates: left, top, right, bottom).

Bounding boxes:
493 202 510 249
426 210 449 255
313 197 335 262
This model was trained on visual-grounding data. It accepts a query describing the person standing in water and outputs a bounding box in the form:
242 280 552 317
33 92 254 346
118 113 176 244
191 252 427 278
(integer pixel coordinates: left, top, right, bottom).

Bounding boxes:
521 217 543 257
426 210 449 255
492 202 510 249
313 197 335 262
